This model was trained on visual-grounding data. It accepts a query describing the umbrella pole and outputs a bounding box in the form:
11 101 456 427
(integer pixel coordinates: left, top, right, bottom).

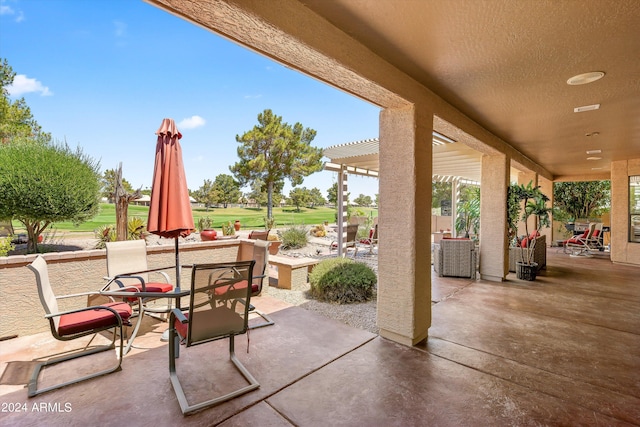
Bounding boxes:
163 237 182 344
175 237 180 291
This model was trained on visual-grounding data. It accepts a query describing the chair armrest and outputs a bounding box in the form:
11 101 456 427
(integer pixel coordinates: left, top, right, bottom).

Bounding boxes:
56 290 110 300
172 308 188 324
45 304 124 325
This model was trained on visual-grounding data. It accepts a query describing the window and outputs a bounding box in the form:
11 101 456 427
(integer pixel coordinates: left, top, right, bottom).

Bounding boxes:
630 176 640 243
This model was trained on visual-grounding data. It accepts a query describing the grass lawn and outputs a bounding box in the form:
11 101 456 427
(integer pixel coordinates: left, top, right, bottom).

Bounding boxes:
16 204 378 234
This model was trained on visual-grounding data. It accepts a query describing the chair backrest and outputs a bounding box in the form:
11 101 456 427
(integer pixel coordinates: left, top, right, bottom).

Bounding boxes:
105 240 150 289
27 256 60 330
251 239 269 295
185 261 255 347
346 224 359 243
439 238 475 253
248 230 269 240
585 222 597 239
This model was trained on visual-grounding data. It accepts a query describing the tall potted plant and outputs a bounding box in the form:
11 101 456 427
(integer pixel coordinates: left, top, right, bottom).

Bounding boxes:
509 182 551 280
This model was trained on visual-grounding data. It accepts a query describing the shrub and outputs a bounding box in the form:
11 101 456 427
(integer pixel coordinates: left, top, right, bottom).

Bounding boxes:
309 258 377 304
278 225 308 249
0 236 15 257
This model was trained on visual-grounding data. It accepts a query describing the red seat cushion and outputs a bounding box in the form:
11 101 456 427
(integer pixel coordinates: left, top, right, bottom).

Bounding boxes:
213 279 256 296
564 230 588 245
120 282 172 302
58 302 132 336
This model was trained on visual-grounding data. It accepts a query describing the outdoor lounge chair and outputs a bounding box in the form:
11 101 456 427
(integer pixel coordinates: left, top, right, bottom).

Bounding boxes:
103 240 174 353
169 260 259 415
358 224 378 254
565 222 600 257
27 255 132 397
330 224 359 256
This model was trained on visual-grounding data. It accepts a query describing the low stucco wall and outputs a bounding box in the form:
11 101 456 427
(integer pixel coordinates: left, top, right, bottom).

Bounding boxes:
0 240 252 339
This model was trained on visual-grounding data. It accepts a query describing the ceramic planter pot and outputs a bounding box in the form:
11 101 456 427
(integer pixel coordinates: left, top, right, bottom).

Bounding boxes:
200 229 218 241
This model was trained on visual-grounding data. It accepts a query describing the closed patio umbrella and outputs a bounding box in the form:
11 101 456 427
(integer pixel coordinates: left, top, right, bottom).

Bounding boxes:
147 118 194 291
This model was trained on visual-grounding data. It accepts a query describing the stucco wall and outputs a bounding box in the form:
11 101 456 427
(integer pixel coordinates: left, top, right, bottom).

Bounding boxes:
0 240 249 339
611 159 640 266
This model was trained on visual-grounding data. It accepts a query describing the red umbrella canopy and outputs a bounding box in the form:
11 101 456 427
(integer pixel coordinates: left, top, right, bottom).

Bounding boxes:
147 118 194 238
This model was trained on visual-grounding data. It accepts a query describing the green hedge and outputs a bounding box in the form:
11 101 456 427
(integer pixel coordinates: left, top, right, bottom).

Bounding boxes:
309 257 377 304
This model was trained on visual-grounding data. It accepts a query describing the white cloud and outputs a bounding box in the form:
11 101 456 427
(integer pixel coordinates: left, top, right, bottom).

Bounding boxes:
7 74 53 97
0 2 24 22
179 115 206 129
243 94 262 99
113 20 126 37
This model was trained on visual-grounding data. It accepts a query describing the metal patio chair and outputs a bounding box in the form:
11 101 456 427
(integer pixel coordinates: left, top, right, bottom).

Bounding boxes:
27 255 132 397
169 260 259 415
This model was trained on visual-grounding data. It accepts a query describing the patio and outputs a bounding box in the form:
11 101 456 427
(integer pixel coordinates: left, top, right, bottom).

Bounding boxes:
1 250 638 426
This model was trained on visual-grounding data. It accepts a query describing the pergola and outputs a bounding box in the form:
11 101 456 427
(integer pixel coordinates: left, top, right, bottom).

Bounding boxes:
324 132 483 253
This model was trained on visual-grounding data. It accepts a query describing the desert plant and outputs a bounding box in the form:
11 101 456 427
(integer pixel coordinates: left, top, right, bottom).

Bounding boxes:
309 257 377 304
264 216 276 232
278 225 308 249
221 221 235 236
197 216 213 232
94 225 116 249
127 216 147 240
309 224 326 237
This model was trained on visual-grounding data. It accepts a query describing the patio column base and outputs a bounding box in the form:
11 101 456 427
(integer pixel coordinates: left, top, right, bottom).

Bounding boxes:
480 274 505 282
379 328 428 347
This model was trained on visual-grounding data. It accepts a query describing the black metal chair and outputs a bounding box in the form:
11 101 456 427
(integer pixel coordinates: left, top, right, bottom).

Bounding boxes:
169 261 259 415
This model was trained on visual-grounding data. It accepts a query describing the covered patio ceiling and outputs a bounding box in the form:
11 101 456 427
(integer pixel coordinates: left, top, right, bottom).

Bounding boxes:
324 132 483 183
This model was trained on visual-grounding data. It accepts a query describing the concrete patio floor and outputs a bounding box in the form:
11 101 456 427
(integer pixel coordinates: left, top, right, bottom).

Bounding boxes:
1 250 638 426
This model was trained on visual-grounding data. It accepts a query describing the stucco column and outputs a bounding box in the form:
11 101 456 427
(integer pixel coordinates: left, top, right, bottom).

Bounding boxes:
479 154 509 281
377 104 432 346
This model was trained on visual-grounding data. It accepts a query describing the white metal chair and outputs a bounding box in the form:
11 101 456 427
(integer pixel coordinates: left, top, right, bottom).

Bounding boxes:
27 255 132 397
103 240 174 353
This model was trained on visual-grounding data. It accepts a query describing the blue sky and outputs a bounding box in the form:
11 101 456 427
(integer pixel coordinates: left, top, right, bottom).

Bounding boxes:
0 0 381 199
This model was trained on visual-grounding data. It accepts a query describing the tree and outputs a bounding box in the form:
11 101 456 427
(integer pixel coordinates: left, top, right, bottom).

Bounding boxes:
211 174 241 208
0 141 101 252
289 187 310 212
230 109 324 219
553 181 610 221
112 163 141 241
247 178 268 207
0 58 51 144
327 182 349 206
102 168 134 201
432 182 452 209
353 194 372 207
455 185 480 238
193 179 216 210
308 187 326 207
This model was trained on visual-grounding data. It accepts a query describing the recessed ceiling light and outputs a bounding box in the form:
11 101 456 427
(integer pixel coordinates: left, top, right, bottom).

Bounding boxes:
574 104 600 113
585 132 600 137
587 157 602 161
567 71 605 85
586 149 602 154
591 167 603 170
